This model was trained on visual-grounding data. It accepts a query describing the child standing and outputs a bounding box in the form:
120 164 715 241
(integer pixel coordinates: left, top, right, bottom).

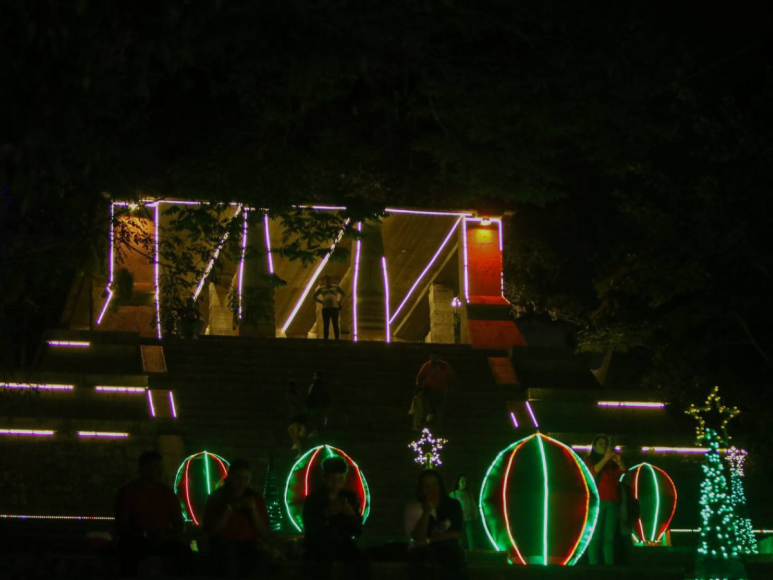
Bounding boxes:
449 475 478 550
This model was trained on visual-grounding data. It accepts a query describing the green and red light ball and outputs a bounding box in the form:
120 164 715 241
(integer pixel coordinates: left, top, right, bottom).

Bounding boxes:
173 451 230 525
623 462 677 544
479 433 599 566
284 445 370 532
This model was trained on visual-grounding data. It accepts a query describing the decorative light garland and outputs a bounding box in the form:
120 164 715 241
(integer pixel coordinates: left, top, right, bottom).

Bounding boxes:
2 382 74 391
409 428 448 468
0 514 114 521
77 431 129 438
0 428 55 436
95 386 146 393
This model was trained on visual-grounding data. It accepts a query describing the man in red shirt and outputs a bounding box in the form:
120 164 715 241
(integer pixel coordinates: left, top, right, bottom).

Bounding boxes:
416 351 455 426
203 459 270 577
115 450 191 576
583 436 626 565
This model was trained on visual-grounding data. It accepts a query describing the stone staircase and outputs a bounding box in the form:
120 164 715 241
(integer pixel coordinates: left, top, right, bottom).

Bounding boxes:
150 337 517 541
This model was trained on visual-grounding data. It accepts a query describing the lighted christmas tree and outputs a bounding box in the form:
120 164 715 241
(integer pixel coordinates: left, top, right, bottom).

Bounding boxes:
726 447 757 555
686 386 747 580
263 457 283 532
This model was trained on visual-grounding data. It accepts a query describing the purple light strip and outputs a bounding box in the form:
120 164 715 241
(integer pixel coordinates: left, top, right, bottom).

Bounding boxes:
264 213 274 274
2 383 74 391
510 412 519 429
192 204 243 301
169 391 178 419
598 401 666 409
571 444 623 452
147 390 156 418
0 514 115 521
47 340 90 347
97 203 115 325
95 386 146 393
77 431 129 438
352 223 362 342
385 208 473 217
461 218 470 302
237 209 248 319
524 401 539 428
389 217 462 325
154 203 162 339
381 257 391 343
0 429 55 436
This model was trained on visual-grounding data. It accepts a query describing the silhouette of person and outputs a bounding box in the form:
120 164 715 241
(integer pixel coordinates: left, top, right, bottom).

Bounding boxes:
313 275 345 340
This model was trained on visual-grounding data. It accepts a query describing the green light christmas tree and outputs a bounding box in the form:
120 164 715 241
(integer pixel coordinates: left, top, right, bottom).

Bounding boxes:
686 386 747 580
263 457 283 532
726 447 757 555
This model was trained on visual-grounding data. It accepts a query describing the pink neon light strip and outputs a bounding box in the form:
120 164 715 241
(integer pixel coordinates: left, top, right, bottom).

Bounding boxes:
334 448 368 517
147 390 156 418
389 217 462 325
97 203 115 325
0 429 54 436
2 383 74 391
352 223 362 341
192 204 243 301
509 412 519 429
47 340 90 347
641 447 719 454
524 401 539 428
237 209 248 319
559 439 591 565
305 447 323 497
77 431 129 438
598 401 666 408
281 220 350 333
299 204 348 211
184 456 198 525
502 440 528 565
169 391 178 419
154 203 162 339
264 213 274 274
95 386 146 393
461 218 470 302
381 257 391 343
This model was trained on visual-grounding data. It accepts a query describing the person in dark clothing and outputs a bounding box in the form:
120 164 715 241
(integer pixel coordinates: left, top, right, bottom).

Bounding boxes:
115 451 192 577
302 456 370 580
286 380 308 456
203 459 270 578
176 298 205 338
406 469 468 580
306 372 330 436
313 275 345 340
583 435 626 565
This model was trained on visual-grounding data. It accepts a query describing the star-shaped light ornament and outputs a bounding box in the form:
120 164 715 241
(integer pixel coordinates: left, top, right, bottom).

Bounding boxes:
409 428 448 468
686 386 740 446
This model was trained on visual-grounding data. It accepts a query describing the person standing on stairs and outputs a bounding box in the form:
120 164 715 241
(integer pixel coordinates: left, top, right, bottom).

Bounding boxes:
313 275 345 340
203 459 271 578
583 435 626 566
286 380 308 457
416 351 455 427
302 456 370 580
306 371 330 437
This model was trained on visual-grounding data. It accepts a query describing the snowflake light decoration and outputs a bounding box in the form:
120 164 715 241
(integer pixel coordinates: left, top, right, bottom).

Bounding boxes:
409 428 448 468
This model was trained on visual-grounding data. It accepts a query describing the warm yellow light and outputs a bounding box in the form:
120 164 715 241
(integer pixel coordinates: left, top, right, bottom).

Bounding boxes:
480 218 492 226
128 203 139 211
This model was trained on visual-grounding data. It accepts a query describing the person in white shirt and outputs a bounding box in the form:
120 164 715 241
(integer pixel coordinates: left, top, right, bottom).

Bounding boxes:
313 276 345 340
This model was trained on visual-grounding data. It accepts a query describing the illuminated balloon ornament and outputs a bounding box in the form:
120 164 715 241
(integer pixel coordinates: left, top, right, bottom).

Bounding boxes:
479 433 599 566
623 463 677 545
173 451 230 525
284 445 370 532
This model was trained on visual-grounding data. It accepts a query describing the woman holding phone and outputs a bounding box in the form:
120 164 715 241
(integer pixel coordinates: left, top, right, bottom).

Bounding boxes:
583 435 626 565
405 469 468 580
